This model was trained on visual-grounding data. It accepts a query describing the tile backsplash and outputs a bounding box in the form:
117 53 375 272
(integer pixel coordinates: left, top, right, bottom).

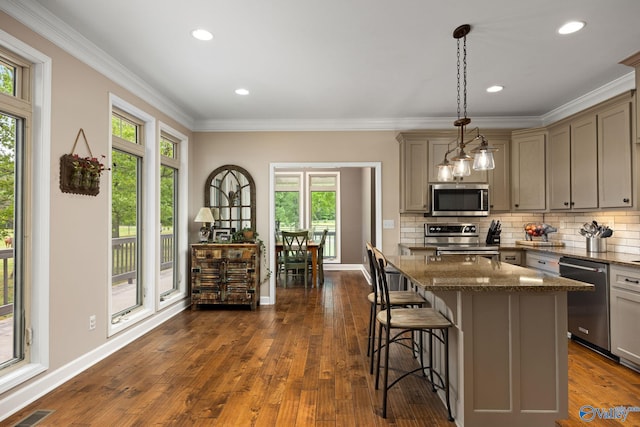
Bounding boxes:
400 211 640 255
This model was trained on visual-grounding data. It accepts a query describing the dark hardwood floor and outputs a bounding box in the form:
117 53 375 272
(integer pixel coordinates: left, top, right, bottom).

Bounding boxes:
4 271 640 426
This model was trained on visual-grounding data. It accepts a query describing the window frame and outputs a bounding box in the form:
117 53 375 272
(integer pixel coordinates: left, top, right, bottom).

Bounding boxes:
108 94 156 337
0 31 51 394
157 122 188 308
306 171 340 263
274 171 304 231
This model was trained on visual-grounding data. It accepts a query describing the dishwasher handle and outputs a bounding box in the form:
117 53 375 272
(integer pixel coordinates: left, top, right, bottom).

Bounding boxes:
558 261 605 273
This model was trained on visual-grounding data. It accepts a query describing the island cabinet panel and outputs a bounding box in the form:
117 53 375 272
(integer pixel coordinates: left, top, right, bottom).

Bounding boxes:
457 291 568 427
190 243 260 310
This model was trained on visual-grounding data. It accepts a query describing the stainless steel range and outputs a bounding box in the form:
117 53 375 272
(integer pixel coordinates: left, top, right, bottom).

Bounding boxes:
424 223 500 257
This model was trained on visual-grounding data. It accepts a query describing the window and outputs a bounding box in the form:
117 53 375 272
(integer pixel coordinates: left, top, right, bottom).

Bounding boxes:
275 171 339 262
111 110 144 319
308 173 338 262
0 51 28 370
275 172 302 232
159 132 179 299
0 41 48 388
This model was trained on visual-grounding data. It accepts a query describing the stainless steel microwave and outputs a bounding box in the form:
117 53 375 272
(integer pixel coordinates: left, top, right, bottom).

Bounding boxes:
430 183 490 216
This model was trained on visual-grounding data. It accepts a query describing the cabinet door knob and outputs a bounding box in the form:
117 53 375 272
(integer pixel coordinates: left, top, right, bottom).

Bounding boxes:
514 204 519 208
623 198 630 203
570 201 575 206
564 202 569 206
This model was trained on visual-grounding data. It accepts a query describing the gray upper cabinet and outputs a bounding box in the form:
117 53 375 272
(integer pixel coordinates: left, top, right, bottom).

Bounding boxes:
621 51 640 144
487 138 510 211
398 133 429 212
598 99 633 208
571 114 599 209
547 124 572 210
511 129 546 211
548 115 599 210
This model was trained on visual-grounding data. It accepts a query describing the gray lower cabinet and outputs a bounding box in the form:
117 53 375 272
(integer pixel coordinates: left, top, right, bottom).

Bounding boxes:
524 251 560 276
399 246 435 256
500 250 522 266
609 265 640 366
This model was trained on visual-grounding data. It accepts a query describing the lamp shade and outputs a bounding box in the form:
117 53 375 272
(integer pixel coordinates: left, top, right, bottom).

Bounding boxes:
194 207 215 223
472 150 495 170
437 163 454 181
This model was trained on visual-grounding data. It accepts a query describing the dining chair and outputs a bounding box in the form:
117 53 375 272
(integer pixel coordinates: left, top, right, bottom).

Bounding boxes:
365 242 428 375
309 229 328 285
372 246 454 420
281 231 310 288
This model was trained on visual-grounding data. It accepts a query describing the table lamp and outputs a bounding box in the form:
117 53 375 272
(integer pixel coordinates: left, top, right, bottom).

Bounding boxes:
194 207 215 242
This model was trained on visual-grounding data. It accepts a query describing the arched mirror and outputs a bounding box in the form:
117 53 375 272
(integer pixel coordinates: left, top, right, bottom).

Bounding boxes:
205 164 256 233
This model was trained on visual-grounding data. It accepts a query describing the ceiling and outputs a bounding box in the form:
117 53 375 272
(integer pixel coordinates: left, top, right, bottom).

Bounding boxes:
6 0 640 131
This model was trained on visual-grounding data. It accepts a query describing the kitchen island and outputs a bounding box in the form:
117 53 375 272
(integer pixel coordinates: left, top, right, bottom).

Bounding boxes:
385 255 593 427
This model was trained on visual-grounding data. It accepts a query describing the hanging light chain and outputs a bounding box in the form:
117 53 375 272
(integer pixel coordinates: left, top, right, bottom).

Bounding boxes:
456 37 461 120
462 33 467 119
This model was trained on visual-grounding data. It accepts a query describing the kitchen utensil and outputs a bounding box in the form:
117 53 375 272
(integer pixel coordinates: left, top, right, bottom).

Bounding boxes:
600 228 613 238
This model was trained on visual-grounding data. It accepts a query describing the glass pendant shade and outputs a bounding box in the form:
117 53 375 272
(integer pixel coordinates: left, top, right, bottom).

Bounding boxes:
451 148 472 177
437 163 454 181
472 150 495 170
452 159 471 177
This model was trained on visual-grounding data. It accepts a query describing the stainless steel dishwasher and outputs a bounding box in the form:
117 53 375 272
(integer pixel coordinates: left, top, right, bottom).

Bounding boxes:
559 257 610 352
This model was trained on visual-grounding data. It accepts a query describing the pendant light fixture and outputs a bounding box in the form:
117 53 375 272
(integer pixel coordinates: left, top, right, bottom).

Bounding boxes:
436 24 497 182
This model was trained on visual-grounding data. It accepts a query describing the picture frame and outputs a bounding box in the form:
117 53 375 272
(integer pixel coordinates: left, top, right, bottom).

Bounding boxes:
213 228 232 242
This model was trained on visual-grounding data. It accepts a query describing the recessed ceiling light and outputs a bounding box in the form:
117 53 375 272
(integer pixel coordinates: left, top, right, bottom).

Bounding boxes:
191 29 213 41
235 88 250 96
486 85 504 93
558 21 585 35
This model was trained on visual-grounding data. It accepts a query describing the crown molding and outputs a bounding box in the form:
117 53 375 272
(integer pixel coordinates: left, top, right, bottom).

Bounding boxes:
1 0 194 130
193 115 543 132
541 72 635 126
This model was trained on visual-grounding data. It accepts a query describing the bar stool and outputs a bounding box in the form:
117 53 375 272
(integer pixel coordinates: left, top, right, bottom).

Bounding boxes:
372 247 454 421
365 243 428 375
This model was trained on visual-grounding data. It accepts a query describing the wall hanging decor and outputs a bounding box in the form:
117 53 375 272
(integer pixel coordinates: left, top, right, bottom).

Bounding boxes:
59 128 108 196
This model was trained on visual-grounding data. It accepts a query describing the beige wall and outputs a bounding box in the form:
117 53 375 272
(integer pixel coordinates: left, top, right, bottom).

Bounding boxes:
191 132 401 276
0 12 193 378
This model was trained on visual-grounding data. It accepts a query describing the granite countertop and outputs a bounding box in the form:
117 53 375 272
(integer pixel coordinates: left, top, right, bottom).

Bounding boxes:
507 244 640 267
386 255 594 292
399 242 640 268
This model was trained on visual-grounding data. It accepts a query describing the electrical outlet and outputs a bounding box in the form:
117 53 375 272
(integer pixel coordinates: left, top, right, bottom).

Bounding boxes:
89 315 96 330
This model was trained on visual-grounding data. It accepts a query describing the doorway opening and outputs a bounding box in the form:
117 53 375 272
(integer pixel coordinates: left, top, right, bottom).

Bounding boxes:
268 162 382 305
